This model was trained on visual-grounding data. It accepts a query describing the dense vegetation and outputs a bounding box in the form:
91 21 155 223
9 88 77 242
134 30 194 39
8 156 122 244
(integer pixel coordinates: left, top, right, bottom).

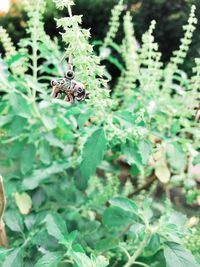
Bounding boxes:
0 0 199 266
1 0 200 67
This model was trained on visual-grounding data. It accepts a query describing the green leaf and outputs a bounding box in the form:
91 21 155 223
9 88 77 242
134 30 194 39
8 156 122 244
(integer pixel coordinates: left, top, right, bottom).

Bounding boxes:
38 140 51 165
122 141 143 167
166 142 186 172
22 162 68 190
2 248 23 267
139 140 152 165
8 116 27 136
46 213 68 243
9 92 31 118
109 197 138 214
4 210 23 232
80 128 107 181
0 114 13 127
41 115 57 131
193 153 200 165
72 252 93 267
143 233 160 257
103 206 136 228
34 252 62 267
6 53 25 67
20 143 36 174
95 238 119 252
164 242 199 267
115 111 137 126
77 109 92 128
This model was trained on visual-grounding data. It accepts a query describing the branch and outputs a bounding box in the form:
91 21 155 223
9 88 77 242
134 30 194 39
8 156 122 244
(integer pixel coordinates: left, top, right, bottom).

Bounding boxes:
123 227 152 267
128 175 156 198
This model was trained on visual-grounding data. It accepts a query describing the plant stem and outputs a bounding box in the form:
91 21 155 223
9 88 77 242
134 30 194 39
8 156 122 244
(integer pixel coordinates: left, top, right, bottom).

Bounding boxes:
134 262 150 267
128 175 156 198
67 5 73 18
123 228 151 267
31 0 40 99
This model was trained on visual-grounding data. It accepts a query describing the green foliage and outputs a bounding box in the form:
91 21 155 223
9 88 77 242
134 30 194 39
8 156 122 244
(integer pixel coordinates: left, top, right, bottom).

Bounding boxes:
164 242 199 267
186 226 200 263
0 0 199 266
103 0 124 48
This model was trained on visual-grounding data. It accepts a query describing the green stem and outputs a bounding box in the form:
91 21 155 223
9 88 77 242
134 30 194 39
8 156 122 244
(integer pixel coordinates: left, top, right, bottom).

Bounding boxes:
134 262 150 267
67 4 73 18
123 228 152 267
31 0 40 99
32 36 38 99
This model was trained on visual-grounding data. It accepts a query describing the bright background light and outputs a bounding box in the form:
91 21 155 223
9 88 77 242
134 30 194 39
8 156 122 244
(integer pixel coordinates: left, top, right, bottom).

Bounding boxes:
0 0 10 13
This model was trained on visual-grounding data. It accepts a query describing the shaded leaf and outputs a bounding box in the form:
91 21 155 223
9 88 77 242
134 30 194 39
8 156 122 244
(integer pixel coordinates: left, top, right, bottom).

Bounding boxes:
103 206 136 228
72 252 93 267
20 143 36 175
109 197 138 213
2 248 23 267
139 140 152 165
95 238 119 252
164 242 199 267
0 115 14 127
8 116 27 136
9 92 31 118
46 213 68 243
34 252 62 267
22 162 69 190
79 128 107 182
4 210 23 232
122 141 143 167
38 140 51 165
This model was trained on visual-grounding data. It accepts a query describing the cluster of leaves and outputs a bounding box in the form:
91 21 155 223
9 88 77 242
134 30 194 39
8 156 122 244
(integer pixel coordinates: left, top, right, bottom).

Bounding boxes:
0 0 199 266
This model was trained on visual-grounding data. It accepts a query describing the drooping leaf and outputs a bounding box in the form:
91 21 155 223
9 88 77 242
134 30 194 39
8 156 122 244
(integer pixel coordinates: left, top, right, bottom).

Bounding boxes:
4 210 23 233
38 139 52 165
0 114 14 127
2 248 23 267
139 140 152 165
79 128 107 182
34 252 63 267
8 116 27 136
122 141 143 167
20 143 36 175
95 237 119 252
164 242 199 267
103 206 136 228
22 162 69 190
15 192 32 215
46 213 68 243
9 92 31 118
143 233 160 257
115 111 136 126
109 197 138 214
72 252 93 267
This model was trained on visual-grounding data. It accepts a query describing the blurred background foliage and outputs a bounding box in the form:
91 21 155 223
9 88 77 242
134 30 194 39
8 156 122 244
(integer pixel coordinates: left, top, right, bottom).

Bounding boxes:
0 0 200 72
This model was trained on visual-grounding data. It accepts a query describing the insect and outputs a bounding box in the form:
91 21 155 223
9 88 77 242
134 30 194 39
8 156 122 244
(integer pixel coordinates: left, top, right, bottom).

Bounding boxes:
51 70 88 103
